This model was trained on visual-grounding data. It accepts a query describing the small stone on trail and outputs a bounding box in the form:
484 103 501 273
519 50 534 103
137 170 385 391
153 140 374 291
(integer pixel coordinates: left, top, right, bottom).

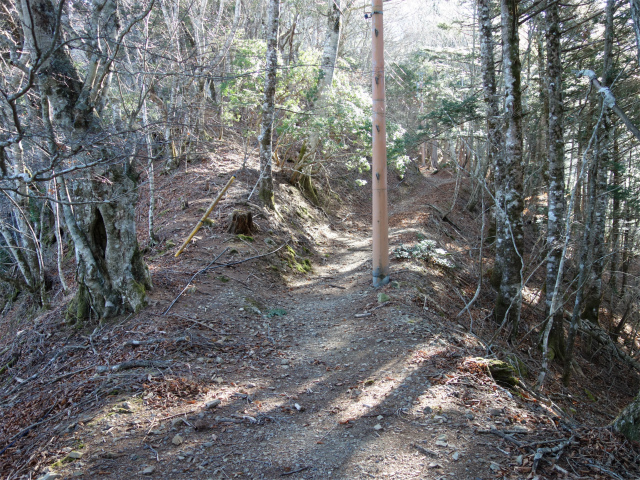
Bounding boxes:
142 466 156 475
67 451 83 459
205 399 221 409
373 424 383 430
37 473 61 480
489 462 501 471
172 434 184 445
377 293 390 303
452 451 460 461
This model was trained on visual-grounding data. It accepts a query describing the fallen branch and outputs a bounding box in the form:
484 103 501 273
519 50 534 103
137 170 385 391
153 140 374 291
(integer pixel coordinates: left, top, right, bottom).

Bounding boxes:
532 436 574 473
413 443 439 458
579 320 640 372
163 243 287 315
46 345 90 366
477 428 526 448
95 360 172 373
426 203 462 231
163 247 230 315
124 336 189 347
281 466 310 476
575 70 640 143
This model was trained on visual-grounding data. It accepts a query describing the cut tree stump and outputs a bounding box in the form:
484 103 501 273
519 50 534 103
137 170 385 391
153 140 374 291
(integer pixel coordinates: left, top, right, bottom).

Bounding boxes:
227 210 254 235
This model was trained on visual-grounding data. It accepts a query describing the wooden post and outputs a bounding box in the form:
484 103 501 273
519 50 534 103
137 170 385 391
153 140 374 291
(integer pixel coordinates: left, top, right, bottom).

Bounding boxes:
175 176 235 257
371 0 389 287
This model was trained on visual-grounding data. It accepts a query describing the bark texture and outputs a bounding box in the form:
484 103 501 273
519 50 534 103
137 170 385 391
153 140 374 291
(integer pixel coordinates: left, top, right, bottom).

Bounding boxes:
258 0 280 208
495 0 524 335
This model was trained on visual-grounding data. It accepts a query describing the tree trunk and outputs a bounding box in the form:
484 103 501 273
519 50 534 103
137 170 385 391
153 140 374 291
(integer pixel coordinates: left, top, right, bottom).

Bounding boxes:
580 0 614 327
477 0 503 279
630 0 640 66
495 0 525 336
258 0 280 208
543 0 567 363
613 390 640 441
20 0 152 319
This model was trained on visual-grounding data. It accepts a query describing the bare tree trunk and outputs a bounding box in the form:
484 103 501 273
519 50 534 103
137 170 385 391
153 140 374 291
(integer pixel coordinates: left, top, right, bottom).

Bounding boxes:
258 0 280 208
477 0 503 277
495 0 525 336
52 180 69 294
542 0 566 363
580 0 615 327
630 0 640 66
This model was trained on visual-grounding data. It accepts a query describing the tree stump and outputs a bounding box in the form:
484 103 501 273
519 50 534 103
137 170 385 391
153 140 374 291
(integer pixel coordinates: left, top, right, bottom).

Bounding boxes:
227 210 254 235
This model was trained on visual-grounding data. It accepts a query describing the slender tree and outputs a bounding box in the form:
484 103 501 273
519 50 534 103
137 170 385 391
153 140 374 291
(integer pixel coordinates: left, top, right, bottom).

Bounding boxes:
494 0 525 336
542 0 567 362
258 0 280 208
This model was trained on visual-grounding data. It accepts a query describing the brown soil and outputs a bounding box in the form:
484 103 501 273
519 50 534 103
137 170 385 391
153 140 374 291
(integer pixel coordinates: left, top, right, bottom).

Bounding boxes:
1 141 639 479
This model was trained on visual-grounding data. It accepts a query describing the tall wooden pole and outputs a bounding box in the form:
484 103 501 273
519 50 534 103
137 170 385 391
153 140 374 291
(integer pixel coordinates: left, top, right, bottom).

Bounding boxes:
371 0 389 287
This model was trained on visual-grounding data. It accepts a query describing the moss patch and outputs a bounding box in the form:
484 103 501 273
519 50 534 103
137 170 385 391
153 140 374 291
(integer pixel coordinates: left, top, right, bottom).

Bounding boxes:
66 286 91 324
283 245 312 274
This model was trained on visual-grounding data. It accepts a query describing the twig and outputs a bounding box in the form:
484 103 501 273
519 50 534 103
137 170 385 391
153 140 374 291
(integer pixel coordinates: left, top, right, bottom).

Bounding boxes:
580 462 625 480
163 247 230 315
95 360 172 373
371 301 390 311
124 336 189 347
281 466 310 476
47 366 94 384
413 443 439 457
145 444 160 462
163 243 287 315
532 436 574 473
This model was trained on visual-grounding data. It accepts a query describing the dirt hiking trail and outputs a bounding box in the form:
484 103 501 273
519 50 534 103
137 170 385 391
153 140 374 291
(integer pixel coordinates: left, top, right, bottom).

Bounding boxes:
1 146 638 480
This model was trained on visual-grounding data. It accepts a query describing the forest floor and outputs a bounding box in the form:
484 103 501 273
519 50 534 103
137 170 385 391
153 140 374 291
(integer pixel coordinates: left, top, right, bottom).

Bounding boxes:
1 138 640 479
